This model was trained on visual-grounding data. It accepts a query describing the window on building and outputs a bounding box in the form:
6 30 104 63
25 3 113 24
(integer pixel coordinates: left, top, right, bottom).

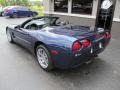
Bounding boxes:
72 0 93 15
54 0 68 13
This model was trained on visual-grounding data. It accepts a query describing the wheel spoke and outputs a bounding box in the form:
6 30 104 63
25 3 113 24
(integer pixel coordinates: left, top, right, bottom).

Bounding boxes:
37 48 48 68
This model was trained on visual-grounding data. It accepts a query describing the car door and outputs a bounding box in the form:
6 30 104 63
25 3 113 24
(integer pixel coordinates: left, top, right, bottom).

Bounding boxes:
22 7 31 16
16 7 28 16
27 8 32 16
13 7 23 16
13 26 32 50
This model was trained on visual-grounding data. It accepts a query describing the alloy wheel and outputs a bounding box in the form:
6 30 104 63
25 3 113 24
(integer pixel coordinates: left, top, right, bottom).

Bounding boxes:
6 30 12 42
37 48 49 69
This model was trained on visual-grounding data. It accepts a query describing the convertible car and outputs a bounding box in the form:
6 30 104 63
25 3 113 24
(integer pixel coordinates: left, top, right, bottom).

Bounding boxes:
6 16 111 71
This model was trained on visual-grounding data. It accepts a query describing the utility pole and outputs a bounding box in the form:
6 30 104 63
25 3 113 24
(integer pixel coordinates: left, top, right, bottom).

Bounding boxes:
95 0 116 32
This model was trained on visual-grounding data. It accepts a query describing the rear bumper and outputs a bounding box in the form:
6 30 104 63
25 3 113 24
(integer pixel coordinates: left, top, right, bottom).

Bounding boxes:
54 47 102 69
53 38 110 69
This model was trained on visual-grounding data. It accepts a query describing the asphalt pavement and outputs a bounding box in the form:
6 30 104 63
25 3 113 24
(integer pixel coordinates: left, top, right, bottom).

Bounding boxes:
0 17 120 90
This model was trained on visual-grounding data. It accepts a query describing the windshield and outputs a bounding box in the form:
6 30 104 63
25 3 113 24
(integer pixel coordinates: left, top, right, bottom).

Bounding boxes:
31 17 58 26
21 17 59 29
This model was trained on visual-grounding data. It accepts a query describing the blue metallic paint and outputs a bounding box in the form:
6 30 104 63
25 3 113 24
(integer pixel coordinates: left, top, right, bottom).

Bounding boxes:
4 7 37 17
6 17 111 69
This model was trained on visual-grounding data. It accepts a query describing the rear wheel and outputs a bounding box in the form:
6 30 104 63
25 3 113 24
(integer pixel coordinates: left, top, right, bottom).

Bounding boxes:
6 30 14 43
36 45 54 71
1 12 4 16
12 13 18 18
32 13 37 17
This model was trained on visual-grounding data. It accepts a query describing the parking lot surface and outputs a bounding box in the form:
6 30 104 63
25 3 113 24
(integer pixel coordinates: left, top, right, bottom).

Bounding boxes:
0 17 120 90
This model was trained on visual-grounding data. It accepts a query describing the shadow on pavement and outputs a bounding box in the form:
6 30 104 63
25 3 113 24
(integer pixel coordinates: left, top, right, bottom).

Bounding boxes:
47 57 112 87
7 40 112 88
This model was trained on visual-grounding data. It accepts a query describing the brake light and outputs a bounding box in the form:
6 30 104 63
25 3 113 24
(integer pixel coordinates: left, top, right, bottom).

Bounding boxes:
72 41 82 51
81 39 90 48
104 32 111 39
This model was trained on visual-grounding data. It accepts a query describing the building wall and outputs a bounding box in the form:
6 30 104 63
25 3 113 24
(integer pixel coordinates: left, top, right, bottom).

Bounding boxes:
43 0 120 40
114 0 120 19
112 22 120 40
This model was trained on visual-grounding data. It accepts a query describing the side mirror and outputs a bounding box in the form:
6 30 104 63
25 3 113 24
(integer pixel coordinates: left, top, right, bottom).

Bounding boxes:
15 25 21 29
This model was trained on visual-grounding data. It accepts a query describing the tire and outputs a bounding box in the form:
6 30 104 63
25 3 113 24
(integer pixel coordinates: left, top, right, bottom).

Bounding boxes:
36 45 54 71
0 12 4 16
6 30 14 43
32 13 37 17
1 12 4 16
12 13 18 18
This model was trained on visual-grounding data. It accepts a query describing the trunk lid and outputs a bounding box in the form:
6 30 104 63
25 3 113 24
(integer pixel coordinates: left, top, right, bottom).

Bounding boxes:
50 25 96 41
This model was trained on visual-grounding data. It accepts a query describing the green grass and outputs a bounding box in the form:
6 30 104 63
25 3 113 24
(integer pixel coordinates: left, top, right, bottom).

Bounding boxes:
30 5 44 16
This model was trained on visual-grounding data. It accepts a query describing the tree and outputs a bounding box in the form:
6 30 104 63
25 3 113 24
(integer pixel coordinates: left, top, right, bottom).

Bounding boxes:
0 0 29 6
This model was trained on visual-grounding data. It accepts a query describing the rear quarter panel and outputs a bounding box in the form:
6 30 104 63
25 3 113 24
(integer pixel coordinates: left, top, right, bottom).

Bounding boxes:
29 30 77 51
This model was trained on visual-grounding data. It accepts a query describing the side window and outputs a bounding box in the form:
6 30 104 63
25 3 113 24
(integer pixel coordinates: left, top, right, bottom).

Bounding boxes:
44 18 52 25
20 20 32 29
23 20 38 29
16 7 23 11
23 21 32 29
21 18 46 30
44 18 57 25
20 7 29 11
14 7 19 10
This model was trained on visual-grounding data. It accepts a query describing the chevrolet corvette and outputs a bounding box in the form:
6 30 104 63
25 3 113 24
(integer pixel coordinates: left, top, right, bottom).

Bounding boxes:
6 16 111 71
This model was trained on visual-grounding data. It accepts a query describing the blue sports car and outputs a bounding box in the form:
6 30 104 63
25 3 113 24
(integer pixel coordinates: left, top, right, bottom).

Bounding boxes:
4 6 38 18
6 16 111 71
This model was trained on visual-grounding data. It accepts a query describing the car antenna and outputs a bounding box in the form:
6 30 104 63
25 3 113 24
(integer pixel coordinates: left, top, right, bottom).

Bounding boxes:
67 16 73 30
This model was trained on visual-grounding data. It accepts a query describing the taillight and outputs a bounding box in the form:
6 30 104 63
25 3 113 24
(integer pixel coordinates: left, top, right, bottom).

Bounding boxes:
104 32 111 39
72 41 82 51
51 50 59 55
81 39 90 48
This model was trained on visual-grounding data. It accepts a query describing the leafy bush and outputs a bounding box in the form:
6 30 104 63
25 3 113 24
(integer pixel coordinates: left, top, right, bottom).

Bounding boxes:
30 5 44 16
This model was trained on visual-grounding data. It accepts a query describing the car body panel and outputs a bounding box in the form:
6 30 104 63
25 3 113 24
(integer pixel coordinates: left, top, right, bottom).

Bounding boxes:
6 17 111 69
4 6 38 17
